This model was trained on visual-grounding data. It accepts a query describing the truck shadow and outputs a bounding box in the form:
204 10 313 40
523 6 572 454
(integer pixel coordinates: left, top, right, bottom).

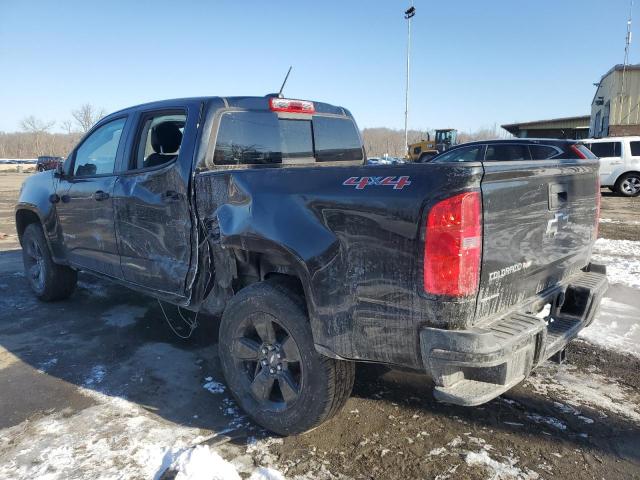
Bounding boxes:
0 248 637 464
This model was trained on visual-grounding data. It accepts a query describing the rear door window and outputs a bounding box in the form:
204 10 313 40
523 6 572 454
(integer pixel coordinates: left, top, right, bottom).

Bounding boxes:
529 145 560 159
587 142 622 158
484 144 531 161
131 111 187 170
213 111 362 165
630 141 640 156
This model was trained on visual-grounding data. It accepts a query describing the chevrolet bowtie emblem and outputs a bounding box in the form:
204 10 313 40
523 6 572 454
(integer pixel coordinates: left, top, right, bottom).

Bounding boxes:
546 212 569 237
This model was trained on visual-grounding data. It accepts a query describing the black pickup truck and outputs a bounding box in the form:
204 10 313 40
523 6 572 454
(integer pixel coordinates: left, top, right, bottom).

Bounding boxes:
16 95 607 435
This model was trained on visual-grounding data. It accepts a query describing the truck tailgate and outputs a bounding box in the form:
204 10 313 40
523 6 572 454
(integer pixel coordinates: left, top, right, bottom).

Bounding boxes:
476 159 599 319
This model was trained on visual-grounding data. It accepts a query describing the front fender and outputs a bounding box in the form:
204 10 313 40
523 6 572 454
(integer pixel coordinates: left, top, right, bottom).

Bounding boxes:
15 171 66 262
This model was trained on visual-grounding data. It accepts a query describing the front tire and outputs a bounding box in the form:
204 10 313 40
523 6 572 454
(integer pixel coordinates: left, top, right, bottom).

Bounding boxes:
21 223 77 301
218 280 355 435
615 172 640 197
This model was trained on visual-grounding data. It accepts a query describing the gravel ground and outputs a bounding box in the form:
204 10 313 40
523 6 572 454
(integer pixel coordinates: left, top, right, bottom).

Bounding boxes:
0 172 639 480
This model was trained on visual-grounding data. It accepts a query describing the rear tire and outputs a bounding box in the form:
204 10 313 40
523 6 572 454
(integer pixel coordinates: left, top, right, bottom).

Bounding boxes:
615 172 640 197
21 223 77 301
218 279 355 435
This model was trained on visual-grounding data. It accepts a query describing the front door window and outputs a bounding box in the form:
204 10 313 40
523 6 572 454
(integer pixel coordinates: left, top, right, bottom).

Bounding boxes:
73 118 126 176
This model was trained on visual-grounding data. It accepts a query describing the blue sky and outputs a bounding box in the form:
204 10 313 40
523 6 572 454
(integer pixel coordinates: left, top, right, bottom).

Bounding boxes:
0 0 636 133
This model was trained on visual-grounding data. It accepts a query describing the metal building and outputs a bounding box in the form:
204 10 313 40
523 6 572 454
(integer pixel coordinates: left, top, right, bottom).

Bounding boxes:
501 115 590 139
591 64 640 137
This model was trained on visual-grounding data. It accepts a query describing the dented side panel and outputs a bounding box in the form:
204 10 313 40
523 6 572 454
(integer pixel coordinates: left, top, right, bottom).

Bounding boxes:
195 163 483 368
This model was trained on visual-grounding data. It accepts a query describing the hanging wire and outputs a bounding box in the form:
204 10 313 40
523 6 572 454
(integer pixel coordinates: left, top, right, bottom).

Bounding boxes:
157 299 199 339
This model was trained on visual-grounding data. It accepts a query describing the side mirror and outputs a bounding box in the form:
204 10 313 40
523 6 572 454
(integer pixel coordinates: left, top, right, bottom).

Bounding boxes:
53 163 65 178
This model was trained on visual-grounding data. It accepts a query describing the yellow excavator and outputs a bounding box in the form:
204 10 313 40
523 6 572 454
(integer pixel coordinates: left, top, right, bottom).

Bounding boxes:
407 129 458 161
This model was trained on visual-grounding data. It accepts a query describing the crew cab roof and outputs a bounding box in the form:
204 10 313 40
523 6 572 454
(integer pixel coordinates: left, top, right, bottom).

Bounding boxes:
104 96 352 120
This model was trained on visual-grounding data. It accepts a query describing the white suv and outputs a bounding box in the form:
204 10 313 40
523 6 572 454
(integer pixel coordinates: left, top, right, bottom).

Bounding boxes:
584 136 640 196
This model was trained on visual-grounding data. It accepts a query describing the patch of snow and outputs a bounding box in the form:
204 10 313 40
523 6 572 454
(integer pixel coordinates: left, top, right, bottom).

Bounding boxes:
249 467 286 480
447 436 463 447
535 303 551 319
83 364 106 386
465 450 539 480
429 447 447 456
102 304 148 328
580 297 640 357
245 436 282 469
157 445 242 480
503 422 524 427
0 382 285 480
592 238 640 289
526 413 566 430
553 401 579 415
203 378 226 394
526 363 640 424
220 397 246 430
37 357 58 373
599 218 640 225
77 280 110 298
466 436 491 449
434 464 460 480
552 402 594 424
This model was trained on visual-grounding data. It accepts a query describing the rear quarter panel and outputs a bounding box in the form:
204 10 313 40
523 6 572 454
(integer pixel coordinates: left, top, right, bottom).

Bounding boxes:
195 163 483 368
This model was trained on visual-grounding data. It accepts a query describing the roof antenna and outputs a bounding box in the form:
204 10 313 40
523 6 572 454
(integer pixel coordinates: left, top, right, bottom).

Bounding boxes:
278 66 292 98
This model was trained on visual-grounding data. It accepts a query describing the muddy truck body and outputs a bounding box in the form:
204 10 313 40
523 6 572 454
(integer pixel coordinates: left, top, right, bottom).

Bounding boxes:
16 96 607 434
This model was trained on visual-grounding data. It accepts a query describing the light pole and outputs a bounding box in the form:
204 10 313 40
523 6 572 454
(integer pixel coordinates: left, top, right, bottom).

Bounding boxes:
404 4 416 156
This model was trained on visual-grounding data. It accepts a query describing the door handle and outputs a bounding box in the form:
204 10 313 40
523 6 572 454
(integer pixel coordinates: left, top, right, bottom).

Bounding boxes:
162 190 182 202
94 190 110 201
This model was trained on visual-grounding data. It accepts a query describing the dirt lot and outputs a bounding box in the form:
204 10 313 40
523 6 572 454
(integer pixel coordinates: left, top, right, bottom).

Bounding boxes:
1 172 639 479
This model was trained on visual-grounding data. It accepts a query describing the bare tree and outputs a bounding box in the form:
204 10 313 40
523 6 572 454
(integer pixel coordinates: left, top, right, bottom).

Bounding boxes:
20 115 55 134
19 116 56 155
60 120 75 135
72 103 106 133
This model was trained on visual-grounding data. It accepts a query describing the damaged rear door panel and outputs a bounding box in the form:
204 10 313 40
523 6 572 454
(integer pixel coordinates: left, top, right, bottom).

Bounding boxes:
113 101 201 298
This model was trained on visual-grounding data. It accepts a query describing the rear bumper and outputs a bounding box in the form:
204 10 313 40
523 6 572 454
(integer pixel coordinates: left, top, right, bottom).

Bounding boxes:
419 269 608 406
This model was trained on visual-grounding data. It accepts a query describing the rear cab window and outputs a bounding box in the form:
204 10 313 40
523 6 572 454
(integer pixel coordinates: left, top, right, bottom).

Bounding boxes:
212 111 363 166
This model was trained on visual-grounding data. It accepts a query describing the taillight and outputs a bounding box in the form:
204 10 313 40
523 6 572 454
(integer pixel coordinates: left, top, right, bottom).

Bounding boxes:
269 98 315 114
424 191 482 297
595 176 601 239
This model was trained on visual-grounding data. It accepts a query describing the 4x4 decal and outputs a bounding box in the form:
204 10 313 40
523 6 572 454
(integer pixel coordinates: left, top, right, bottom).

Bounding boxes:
343 176 411 190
